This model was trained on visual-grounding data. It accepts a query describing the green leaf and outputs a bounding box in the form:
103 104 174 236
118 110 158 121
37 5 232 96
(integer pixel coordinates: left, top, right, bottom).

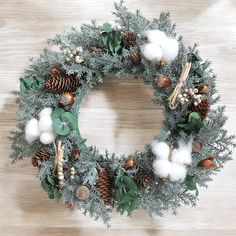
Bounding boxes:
53 117 71 135
20 82 28 95
192 53 202 62
194 68 204 77
188 112 201 122
51 108 65 121
185 175 199 196
102 22 113 33
61 112 78 130
53 189 61 200
101 32 109 46
47 175 55 186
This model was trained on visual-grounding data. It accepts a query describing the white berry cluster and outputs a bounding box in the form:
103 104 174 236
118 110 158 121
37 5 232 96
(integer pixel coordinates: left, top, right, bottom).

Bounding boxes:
141 30 179 62
63 46 84 64
25 108 56 145
152 141 192 182
178 88 203 106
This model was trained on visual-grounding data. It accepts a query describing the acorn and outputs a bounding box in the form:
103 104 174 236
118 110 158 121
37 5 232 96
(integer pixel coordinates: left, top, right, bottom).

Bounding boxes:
197 84 209 94
198 157 217 169
60 92 75 106
155 74 171 88
124 157 136 170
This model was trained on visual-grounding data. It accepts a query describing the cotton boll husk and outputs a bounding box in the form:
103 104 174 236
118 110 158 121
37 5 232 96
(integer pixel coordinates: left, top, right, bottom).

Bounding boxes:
25 118 41 143
143 30 167 45
40 131 56 144
161 37 179 61
38 115 53 132
169 163 187 182
153 160 172 178
39 107 52 118
152 141 170 160
171 141 192 165
141 43 163 62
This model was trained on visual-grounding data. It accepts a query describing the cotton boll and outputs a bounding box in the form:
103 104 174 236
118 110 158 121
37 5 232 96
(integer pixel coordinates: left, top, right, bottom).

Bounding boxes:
39 107 52 118
25 118 41 143
171 141 192 165
161 38 179 61
40 131 56 145
169 163 187 182
153 160 172 178
38 115 53 132
141 43 163 62
152 141 170 160
144 30 167 45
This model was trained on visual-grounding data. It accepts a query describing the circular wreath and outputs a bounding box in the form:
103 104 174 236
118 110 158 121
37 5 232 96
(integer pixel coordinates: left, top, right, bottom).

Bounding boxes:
10 2 235 226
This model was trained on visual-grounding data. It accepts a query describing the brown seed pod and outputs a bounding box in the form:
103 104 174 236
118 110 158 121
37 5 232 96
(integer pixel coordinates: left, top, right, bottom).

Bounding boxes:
124 157 136 170
49 65 63 76
155 74 171 88
130 52 141 64
75 186 90 200
60 92 75 106
197 84 209 94
198 157 217 169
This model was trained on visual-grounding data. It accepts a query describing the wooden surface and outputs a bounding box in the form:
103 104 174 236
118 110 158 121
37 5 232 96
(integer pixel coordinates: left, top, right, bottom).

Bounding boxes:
0 0 236 235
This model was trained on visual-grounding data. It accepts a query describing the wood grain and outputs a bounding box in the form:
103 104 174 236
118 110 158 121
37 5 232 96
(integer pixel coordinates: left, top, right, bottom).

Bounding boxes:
0 0 236 235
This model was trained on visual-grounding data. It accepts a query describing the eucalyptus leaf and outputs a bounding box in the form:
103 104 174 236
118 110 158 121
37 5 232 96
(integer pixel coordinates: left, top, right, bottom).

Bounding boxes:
53 117 71 135
102 22 113 33
61 112 78 130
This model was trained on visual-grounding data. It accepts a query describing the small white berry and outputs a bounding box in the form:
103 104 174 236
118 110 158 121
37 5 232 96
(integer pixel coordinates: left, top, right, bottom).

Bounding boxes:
194 101 198 106
75 56 84 64
184 98 189 102
194 88 199 93
183 93 188 98
76 46 83 53
184 89 189 93
66 57 70 62
68 53 74 58
178 94 183 99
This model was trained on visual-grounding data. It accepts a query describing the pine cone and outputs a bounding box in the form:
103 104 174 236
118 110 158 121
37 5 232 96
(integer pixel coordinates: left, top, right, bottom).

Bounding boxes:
122 32 137 47
44 67 81 93
32 150 49 167
190 99 210 119
96 168 113 205
130 52 141 64
134 170 153 188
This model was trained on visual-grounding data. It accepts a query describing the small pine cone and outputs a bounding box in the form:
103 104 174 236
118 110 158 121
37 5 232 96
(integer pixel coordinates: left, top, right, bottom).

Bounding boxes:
32 150 50 167
130 52 141 64
122 32 137 46
44 74 81 94
134 170 153 188
190 99 210 119
96 168 113 205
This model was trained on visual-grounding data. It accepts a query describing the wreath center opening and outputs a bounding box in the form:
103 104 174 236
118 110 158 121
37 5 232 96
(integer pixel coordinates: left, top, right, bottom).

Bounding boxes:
79 76 164 155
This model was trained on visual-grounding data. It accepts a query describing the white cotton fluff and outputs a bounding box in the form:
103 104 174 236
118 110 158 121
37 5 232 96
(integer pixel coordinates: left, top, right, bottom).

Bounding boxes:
161 37 179 61
38 115 53 132
169 163 187 182
25 118 41 143
141 43 163 62
144 30 167 45
152 141 170 160
40 131 56 145
39 107 52 118
153 160 172 178
171 141 192 165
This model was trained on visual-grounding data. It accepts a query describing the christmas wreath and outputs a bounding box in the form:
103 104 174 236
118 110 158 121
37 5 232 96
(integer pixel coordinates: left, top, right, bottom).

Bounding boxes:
10 1 235 226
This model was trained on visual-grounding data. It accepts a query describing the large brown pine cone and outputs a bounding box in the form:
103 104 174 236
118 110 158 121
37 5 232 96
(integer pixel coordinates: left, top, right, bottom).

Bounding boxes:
190 99 210 119
96 168 113 205
32 150 50 167
44 66 81 94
